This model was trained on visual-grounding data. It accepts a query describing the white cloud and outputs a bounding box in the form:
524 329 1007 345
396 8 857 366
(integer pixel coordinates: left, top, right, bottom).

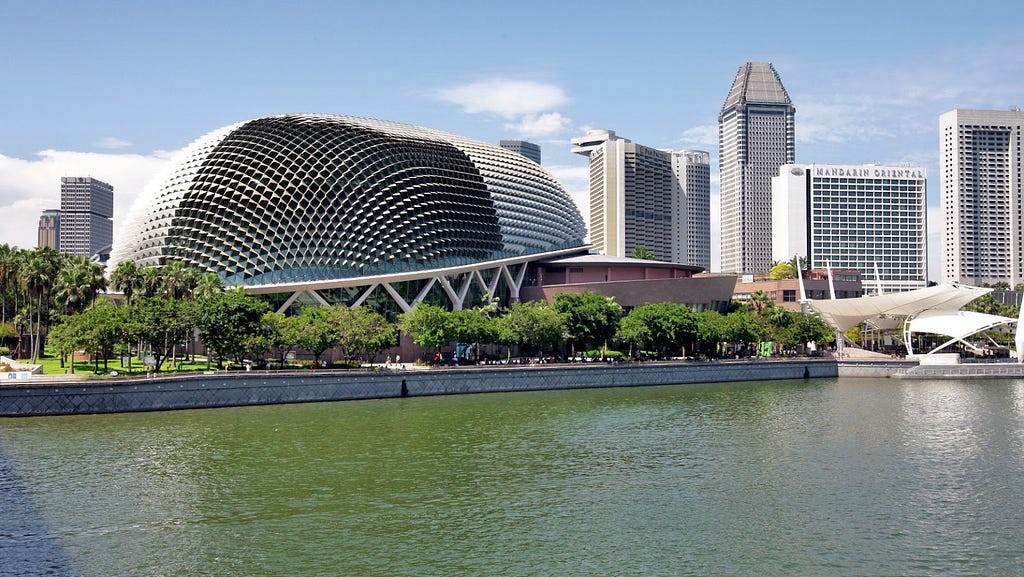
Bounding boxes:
679 124 718 148
797 100 896 145
505 112 573 137
436 80 570 118
0 149 175 250
95 136 133 149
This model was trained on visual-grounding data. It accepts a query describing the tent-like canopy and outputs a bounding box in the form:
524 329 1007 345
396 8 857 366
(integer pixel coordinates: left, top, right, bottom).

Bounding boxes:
804 282 1024 357
906 309 1016 355
805 282 993 333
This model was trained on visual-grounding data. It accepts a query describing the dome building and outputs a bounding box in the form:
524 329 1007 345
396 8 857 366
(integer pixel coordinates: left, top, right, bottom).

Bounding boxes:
111 114 588 314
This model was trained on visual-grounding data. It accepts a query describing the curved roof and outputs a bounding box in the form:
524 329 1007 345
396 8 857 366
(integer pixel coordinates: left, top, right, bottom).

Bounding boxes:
538 253 704 274
908 309 1013 343
805 282 993 332
110 114 586 286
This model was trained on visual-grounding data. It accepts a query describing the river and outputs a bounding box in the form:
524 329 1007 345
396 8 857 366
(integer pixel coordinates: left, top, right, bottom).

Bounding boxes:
2 376 1023 576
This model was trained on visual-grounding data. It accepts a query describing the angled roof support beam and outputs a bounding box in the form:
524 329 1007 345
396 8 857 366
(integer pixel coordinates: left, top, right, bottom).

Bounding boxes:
381 283 414 313
275 290 305 314
409 278 438 309
307 290 329 307
436 275 462 310
351 284 379 308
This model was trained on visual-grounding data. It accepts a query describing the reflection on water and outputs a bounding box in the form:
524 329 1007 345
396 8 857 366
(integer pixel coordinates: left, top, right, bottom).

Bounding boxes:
2 378 1023 577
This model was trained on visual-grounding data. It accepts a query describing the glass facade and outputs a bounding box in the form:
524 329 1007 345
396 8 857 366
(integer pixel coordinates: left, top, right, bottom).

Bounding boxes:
111 114 586 286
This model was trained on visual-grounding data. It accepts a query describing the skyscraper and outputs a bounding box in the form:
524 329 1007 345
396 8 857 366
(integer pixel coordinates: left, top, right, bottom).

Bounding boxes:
772 163 928 293
676 150 711 270
719 61 796 274
499 140 541 164
37 209 60 250
571 129 710 266
59 176 114 259
940 108 1024 286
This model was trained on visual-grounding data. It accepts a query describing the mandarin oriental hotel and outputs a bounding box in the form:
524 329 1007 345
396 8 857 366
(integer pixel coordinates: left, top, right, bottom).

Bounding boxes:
772 164 927 294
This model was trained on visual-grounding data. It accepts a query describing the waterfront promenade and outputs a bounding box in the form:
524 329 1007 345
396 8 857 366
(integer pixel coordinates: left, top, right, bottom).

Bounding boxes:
0 359 837 417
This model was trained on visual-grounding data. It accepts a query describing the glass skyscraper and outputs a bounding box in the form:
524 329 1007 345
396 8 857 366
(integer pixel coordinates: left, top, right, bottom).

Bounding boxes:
719 61 795 274
59 176 113 259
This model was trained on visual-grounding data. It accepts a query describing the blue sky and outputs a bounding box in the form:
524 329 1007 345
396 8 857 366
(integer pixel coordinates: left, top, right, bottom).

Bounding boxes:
2 0 1023 279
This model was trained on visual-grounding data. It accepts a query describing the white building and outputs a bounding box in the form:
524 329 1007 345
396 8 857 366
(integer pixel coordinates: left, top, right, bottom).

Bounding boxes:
571 129 710 267
719 61 795 274
940 108 1024 287
772 163 928 293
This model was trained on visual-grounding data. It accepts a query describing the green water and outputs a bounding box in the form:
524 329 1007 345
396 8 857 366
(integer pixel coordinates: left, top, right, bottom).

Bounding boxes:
2 377 1024 576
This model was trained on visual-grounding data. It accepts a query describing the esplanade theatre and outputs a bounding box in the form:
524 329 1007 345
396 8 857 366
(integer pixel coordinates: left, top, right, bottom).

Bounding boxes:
110 114 732 315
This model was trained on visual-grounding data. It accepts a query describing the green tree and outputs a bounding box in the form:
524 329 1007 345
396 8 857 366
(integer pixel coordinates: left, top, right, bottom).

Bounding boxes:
964 294 1002 316
694 310 725 358
339 306 398 362
398 303 454 354
788 254 809 278
720 312 766 356
769 262 796 280
54 256 104 316
292 306 342 367
632 246 657 260
193 272 225 299
494 300 565 359
47 320 85 373
449 307 497 361
122 296 193 372
109 260 142 305
553 292 623 357
0 244 21 323
262 312 299 367
194 288 269 368
616 303 698 358
780 313 835 350
20 247 60 363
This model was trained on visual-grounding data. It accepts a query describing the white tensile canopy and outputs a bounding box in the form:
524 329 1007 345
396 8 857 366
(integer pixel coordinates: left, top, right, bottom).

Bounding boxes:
805 282 1021 357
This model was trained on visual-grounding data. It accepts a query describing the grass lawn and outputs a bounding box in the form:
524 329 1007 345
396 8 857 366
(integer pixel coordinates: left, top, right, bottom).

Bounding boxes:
26 352 215 378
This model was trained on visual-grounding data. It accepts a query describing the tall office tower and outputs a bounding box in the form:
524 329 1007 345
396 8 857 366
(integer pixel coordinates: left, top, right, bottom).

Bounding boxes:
499 140 542 164
772 164 928 293
719 61 796 274
571 129 710 266
59 176 114 258
675 150 711 270
37 209 60 250
940 108 1024 286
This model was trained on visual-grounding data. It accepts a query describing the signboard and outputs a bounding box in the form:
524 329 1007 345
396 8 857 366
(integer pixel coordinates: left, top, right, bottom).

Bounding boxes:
5 371 32 380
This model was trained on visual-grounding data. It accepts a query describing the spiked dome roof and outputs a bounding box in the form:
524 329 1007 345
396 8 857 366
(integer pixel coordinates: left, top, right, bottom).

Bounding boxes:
110 114 586 286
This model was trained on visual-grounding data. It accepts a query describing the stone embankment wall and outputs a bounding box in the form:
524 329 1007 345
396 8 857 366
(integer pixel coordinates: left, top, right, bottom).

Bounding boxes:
0 360 838 417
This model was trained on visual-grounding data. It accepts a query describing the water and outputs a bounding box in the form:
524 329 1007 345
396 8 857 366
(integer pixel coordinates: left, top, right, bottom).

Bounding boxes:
2 377 1023 576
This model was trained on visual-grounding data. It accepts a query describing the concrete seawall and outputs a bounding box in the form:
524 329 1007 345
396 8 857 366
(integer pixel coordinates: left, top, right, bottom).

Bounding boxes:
0 359 838 417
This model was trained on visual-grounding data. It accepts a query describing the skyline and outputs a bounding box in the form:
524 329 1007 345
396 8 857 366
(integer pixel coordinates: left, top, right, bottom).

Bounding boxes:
3 0 1023 280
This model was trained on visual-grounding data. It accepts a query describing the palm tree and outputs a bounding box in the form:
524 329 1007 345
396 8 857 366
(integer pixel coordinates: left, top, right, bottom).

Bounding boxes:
632 246 657 260
20 247 59 363
109 260 142 305
788 254 809 279
193 272 224 299
54 262 92 316
140 266 164 298
161 261 200 300
0 244 21 323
